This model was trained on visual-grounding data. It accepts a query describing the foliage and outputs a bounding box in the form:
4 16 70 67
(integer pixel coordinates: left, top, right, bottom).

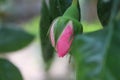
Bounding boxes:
0 25 34 53
97 0 113 26
0 0 35 79
41 0 120 80
0 0 6 3
70 0 120 80
0 58 23 80
0 0 120 80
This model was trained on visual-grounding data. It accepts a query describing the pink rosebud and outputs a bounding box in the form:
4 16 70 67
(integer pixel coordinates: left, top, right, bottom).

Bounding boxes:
50 20 74 57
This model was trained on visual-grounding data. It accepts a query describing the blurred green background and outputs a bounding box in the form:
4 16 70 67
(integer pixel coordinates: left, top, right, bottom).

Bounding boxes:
0 0 120 80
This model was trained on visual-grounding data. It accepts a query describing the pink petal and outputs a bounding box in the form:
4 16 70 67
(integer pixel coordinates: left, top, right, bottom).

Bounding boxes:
50 19 58 47
56 21 73 57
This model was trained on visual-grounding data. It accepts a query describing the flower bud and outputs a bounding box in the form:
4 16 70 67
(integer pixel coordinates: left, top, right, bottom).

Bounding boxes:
49 0 82 57
50 18 73 57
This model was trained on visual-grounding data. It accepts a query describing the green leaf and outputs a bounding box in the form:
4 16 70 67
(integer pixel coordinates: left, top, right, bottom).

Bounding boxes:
0 0 6 3
71 11 120 80
70 0 120 79
49 0 72 19
0 26 34 53
71 29 108 80
40 0 54 70
0 58 23 80
106 19 120 80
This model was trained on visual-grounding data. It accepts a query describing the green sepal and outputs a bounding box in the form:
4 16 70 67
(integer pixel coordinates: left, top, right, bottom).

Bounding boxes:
71 17 83 35
54 17 69 44
53 16 83 45
63 0 80 20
